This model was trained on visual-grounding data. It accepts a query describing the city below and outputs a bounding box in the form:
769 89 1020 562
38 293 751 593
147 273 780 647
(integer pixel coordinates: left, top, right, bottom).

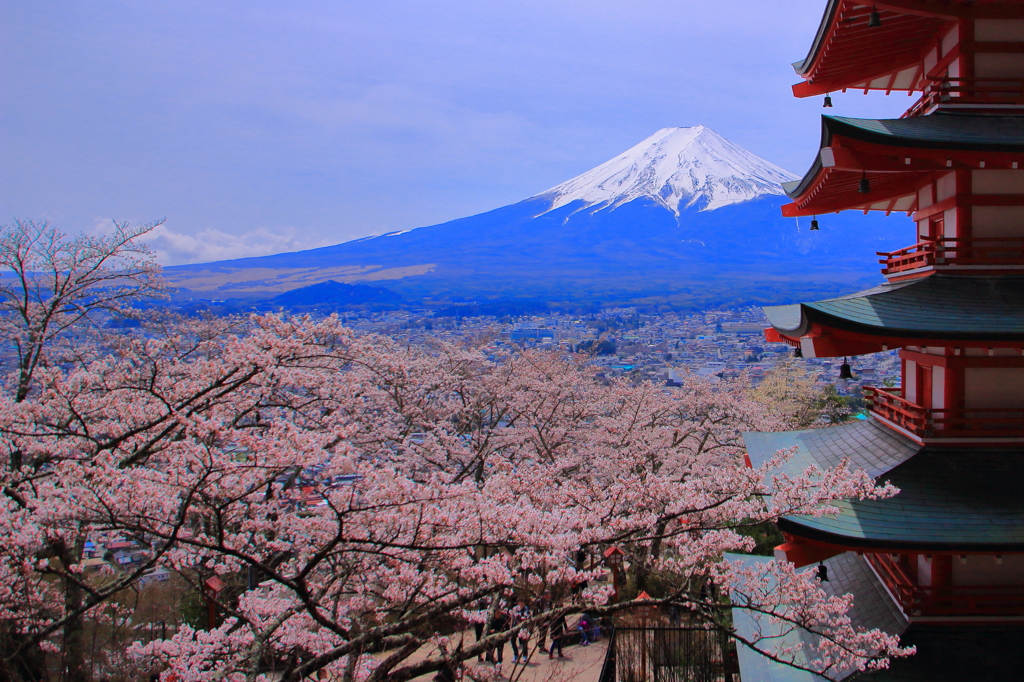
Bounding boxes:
340 306 900 402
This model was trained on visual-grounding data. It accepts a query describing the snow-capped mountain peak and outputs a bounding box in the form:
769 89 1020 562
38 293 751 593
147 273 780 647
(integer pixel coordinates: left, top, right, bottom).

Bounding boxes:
536 126 798 215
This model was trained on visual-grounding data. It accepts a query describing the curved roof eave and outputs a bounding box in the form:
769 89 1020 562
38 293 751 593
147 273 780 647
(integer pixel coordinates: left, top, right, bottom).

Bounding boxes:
743 419 920 480
792 0 841 76
783 116 834 200
825 114 1024 152
763 303 810 337
777 517 1024 554
764 276 1024 341
784 113 1024 203
778 444 1024 552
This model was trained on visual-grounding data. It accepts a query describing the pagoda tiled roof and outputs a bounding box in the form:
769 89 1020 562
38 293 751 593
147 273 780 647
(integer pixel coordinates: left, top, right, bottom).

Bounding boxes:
743 418 920 479
777 447 1024 551
790 1 959 98
783 113 1024 201
822 113 1024 152
734 550 1024 681
763 275 1024 341
730 551 907 682
854 624 1024 682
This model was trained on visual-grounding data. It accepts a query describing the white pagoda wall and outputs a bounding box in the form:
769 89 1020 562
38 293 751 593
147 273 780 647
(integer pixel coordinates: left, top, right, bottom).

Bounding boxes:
952 554 1024 586
964 368 1024 409
975 19 1024 42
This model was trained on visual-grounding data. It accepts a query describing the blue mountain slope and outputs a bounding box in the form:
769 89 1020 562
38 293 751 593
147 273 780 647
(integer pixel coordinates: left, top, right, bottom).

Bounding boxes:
166 126 912 306
167 195 908 304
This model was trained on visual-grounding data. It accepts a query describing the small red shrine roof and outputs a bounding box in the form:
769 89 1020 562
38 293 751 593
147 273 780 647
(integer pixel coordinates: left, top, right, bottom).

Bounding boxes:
792 0 1024 98
782 113 1024 217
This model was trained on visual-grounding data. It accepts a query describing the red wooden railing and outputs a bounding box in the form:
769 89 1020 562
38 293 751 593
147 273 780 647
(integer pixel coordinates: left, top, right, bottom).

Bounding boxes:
904 77 1024 118
863 386 925 432
867 554 1024 617
878 238 1024 275
864 386 1024 439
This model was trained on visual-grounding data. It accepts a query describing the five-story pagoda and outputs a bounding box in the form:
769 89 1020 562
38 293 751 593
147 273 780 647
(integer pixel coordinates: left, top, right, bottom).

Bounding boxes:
740 2 1024 680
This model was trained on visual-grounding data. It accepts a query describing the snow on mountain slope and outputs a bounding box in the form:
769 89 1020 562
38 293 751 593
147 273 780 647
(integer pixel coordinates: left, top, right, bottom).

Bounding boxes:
536 126 798 215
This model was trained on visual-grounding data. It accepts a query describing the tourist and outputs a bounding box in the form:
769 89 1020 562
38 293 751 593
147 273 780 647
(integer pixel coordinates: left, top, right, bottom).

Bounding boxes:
548 613 567 659
510 599 531 663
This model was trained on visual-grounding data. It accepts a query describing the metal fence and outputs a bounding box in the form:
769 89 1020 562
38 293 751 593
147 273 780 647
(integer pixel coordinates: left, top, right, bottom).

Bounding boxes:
599 627 738 682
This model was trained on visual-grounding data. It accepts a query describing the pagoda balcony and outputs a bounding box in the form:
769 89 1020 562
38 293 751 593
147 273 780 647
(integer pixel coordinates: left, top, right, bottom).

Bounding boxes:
877 238 1024 277
864 386 1024 442
903 76 1024 118
866 553 1024 618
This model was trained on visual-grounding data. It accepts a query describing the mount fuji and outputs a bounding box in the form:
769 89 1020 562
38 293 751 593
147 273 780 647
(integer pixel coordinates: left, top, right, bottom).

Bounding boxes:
538 125 795 215
166 126 907 308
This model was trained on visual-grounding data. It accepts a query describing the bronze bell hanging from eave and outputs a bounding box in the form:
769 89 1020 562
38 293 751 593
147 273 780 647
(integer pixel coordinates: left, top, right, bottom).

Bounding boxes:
839 357 854 380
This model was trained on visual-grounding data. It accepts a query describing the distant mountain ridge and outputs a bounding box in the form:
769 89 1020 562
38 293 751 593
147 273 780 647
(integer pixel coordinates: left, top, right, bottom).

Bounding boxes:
165 126 908 308
272 281 401 307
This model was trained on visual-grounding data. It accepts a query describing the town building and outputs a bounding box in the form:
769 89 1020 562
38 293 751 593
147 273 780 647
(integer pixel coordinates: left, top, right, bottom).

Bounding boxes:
740 1 1024 680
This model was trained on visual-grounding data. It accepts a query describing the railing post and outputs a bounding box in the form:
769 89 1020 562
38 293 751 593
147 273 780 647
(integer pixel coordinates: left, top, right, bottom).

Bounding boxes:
598 628 617 682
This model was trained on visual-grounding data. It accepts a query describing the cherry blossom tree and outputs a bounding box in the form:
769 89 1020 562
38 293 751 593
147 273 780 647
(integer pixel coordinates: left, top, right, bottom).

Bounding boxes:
0 218 167 402
0 218 167 681
0 313 909 682
752 359 835 428
0 219 910 682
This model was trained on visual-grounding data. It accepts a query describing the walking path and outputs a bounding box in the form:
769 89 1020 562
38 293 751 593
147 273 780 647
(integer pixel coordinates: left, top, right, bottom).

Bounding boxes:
377 630 608 682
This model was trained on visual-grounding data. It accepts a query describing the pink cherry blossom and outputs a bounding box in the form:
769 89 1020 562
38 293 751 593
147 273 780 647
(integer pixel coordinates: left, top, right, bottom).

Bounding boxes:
0 220 910 682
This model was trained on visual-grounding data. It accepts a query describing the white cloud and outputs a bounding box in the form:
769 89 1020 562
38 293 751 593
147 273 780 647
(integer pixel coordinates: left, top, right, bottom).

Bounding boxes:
88 217 118 236
143 223 333 266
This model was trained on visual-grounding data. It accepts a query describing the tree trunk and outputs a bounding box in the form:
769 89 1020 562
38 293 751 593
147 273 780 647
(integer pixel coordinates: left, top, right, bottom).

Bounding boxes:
59 541 87 682
0 627 49 682
631 543 651 595
62 583 85 682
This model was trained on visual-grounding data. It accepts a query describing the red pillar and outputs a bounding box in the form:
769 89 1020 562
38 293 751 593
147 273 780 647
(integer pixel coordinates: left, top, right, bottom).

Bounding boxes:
932 555 953 588
956 170 972 242
930 555 953 613
945 356 964 412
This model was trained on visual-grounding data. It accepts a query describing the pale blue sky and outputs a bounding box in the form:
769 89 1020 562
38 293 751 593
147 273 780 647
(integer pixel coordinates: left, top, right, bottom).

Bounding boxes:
1 0 902 264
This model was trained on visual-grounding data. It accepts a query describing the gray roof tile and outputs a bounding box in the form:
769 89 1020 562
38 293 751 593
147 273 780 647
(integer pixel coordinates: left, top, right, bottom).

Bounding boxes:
732 553 1024 681
743 419 920 479
745 422 1024 548
856 625 1024 682
730 552 906 682
782 448 1024 549
826 113 1024 152
764 276 1024 339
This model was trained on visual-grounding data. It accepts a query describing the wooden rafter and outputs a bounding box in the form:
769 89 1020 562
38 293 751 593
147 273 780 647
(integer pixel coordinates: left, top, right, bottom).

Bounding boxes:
793 0 955 97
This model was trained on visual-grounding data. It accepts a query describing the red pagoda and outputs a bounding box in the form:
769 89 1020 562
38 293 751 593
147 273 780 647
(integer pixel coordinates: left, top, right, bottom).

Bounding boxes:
739 2 1024 680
